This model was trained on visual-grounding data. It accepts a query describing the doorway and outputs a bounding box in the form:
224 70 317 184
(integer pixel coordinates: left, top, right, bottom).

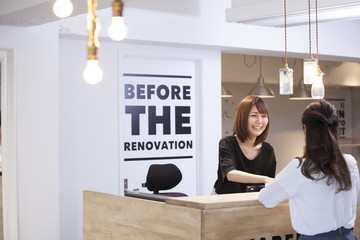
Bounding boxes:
0 49 18 240
0 58 3 239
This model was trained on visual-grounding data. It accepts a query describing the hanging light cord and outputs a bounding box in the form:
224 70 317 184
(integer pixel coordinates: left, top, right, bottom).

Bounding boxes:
243 55 257 68
308 0 312 58
281 57 297 68
281 0 296 72
284 0 288 66
315 0 320 73
86 0 99 60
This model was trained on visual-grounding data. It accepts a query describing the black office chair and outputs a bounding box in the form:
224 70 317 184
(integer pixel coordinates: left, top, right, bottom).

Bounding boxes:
142 163 188 197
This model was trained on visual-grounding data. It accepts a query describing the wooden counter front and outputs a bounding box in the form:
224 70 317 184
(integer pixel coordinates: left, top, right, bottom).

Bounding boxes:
83 190 360 240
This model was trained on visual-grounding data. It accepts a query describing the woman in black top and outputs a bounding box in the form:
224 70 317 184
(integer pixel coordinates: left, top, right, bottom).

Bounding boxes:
214 96 276 194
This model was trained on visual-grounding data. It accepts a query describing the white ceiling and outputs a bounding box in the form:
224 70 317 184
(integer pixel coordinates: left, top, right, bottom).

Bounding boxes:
1 0 360 27
226 0 360 27
0 0 121 27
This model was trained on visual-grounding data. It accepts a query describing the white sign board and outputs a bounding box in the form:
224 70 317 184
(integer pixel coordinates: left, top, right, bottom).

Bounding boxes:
118 55 198 196
325 87 351 139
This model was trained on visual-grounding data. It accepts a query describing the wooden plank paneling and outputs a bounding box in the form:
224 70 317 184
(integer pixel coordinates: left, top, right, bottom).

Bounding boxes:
202 203 296 240
83 191 202 240
165 192 259 210
84 190 360 240
354 207 360 238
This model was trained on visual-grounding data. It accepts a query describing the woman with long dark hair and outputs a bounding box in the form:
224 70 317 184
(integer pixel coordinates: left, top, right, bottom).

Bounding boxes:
213 96 276 194
259 99 360 239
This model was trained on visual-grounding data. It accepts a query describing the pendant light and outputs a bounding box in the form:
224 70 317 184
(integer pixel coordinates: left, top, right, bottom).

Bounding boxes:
303 0 317 84
311 0 325 99
279 0 293 95
83 0 103 85
221 84 233 98
289 61 312 100
248 56 275 98
108 0 128 41
289 78 312 100
83 0 127 84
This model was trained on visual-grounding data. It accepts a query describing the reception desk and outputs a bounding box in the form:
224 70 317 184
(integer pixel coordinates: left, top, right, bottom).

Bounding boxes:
83 190 360 240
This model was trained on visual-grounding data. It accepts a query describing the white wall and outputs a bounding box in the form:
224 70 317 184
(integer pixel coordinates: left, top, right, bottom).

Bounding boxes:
59 37 221 240
0 26 222 239
0 24 60 240
58 38 120 240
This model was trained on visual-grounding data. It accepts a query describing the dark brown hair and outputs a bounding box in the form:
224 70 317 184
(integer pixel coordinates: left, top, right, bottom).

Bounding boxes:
299 99 351 192
233 96 270 146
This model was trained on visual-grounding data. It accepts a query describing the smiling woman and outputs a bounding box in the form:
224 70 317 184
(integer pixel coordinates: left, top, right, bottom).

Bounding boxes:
213 96 277 194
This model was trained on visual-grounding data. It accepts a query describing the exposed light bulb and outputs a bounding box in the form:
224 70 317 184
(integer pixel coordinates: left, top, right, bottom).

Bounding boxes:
303 58 318 84
53 0 73 18
108 16 128 41
311 71 325 99
83 60 103 85
279 64 293 95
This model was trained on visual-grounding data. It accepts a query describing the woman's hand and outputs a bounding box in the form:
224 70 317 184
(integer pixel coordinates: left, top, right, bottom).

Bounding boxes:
263 176 274 184
227 170 274 184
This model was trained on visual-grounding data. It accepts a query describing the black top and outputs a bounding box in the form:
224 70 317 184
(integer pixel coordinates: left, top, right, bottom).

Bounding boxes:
214 135 276 194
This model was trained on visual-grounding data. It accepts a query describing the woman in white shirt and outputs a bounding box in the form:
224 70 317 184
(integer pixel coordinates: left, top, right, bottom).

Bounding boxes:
258 99 360 240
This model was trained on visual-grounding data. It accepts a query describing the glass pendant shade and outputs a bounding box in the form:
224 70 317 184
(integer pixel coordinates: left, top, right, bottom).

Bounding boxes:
279 65 293 95
311 71 325 99
303 58 318 84
248 76 275 98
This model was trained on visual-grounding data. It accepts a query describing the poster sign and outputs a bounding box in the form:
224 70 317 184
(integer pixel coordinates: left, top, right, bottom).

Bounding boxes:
326 98 348 138
118 55 197 195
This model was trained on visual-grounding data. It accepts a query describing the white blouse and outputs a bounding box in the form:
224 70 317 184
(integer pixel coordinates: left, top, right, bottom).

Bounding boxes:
258 154 360 236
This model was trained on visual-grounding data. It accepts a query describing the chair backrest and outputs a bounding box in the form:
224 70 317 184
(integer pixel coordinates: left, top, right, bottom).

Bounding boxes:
143 163 187 196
